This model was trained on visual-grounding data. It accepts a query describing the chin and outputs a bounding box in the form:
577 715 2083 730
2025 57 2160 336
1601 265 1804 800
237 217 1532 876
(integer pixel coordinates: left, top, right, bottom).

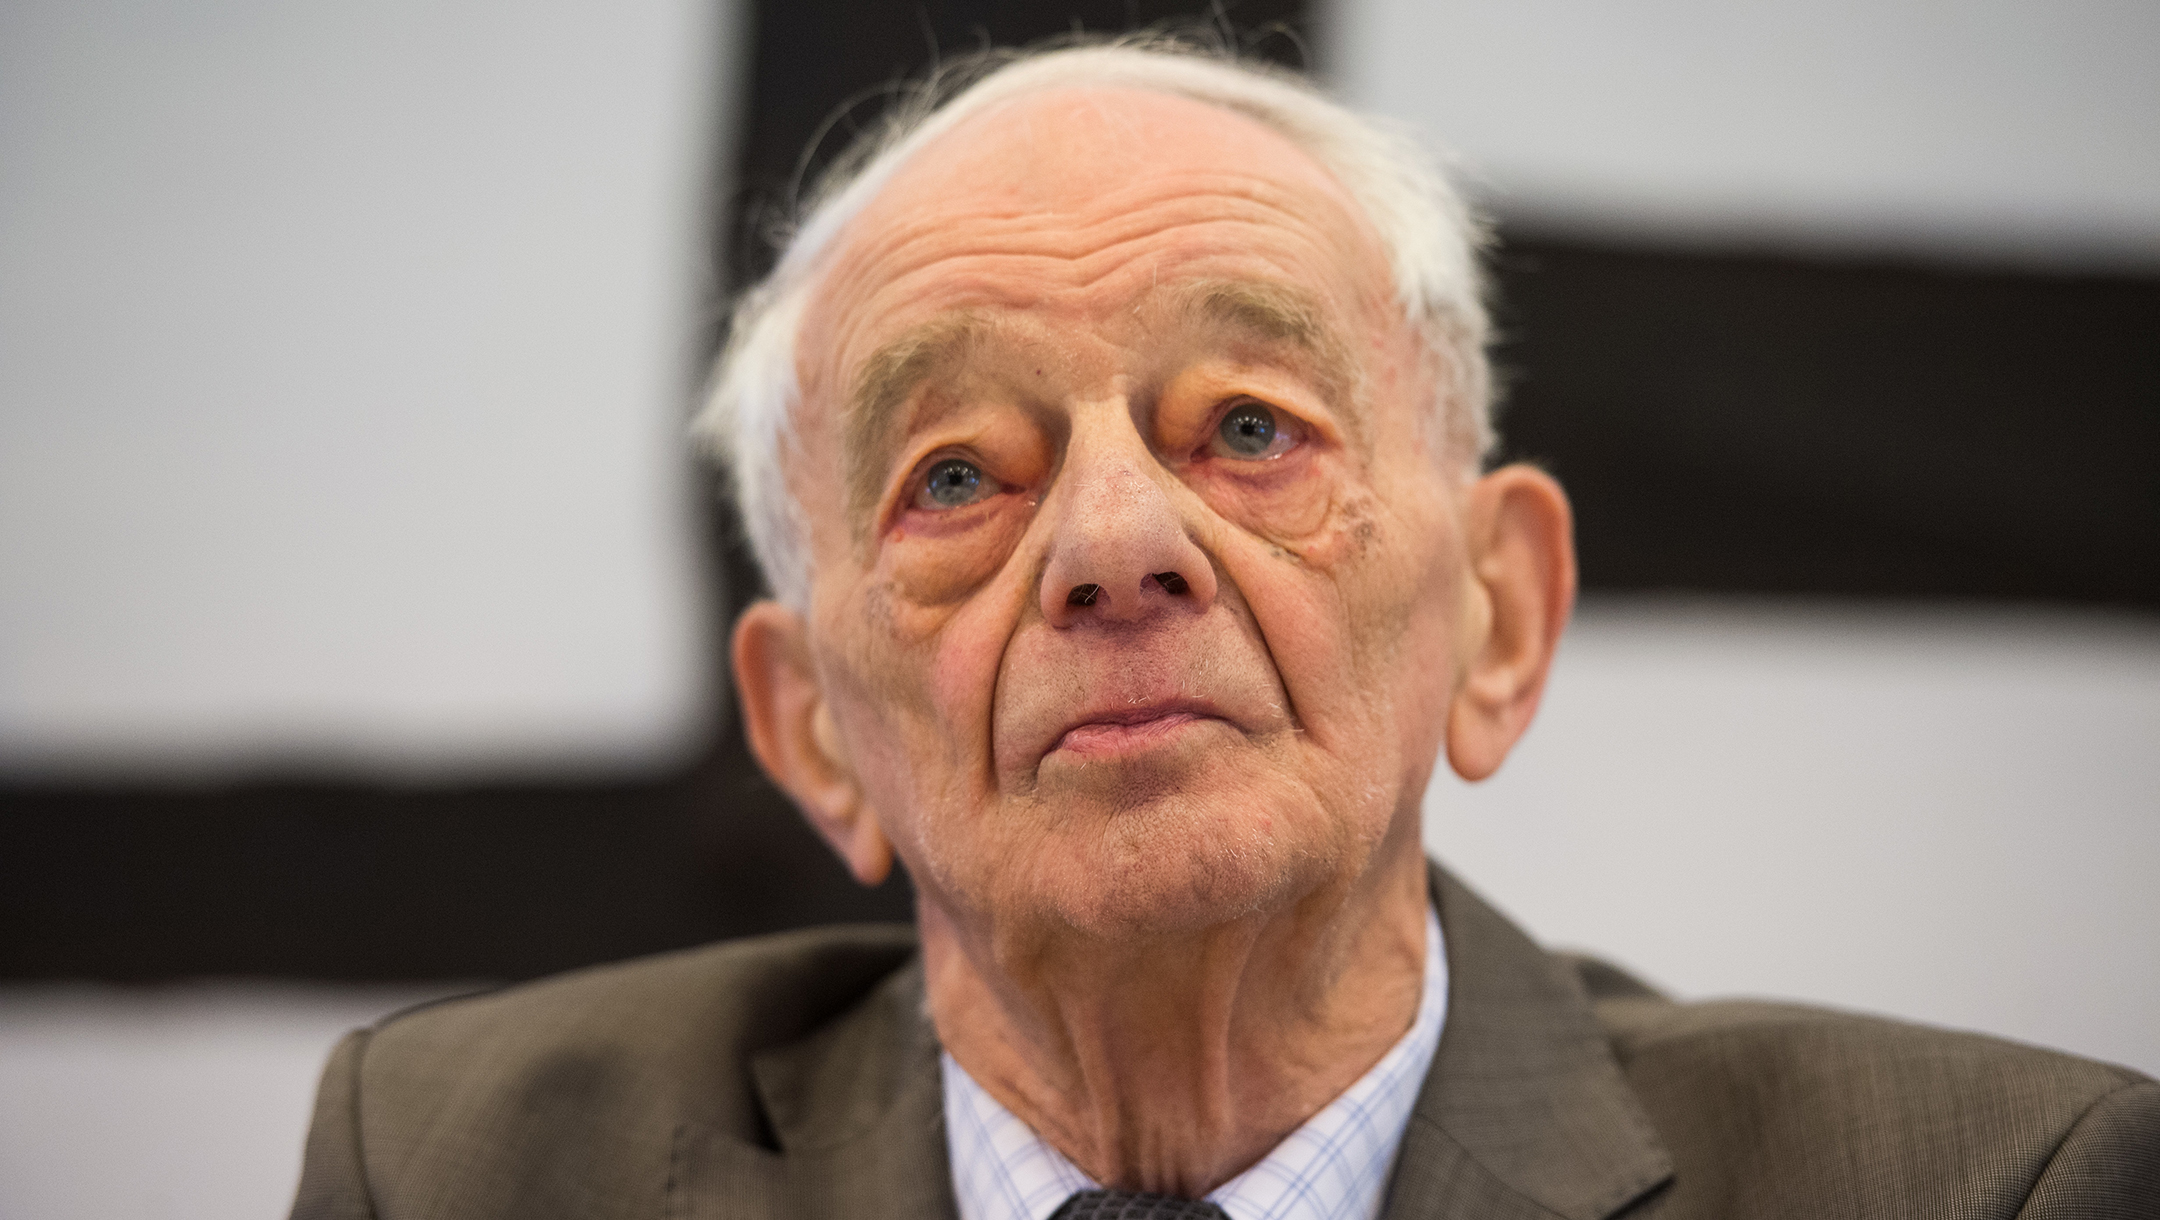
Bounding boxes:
905 735 1399 945
999 773 1358 941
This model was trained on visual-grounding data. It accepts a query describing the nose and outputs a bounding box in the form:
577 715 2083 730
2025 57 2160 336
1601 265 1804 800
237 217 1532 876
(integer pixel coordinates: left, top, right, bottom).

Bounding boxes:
1038 428 1217 627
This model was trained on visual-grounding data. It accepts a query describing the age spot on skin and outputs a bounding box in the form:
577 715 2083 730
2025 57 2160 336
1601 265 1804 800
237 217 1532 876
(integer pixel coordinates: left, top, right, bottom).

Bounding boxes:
1286 491 1389 572
1348 504 1382 557
862 579 901 635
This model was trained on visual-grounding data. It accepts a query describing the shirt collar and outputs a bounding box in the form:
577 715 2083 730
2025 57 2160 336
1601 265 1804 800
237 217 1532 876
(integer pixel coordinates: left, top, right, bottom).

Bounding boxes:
942 904 1448 1220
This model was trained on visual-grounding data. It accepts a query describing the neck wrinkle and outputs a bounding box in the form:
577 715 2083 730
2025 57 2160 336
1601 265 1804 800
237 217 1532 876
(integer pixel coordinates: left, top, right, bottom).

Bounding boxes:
919 840 1431 1196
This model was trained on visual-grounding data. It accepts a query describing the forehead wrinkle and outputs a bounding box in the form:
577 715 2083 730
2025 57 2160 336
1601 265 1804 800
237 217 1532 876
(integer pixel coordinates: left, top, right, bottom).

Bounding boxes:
848 213 1340 336
840 179 1333 286
843 311 984 540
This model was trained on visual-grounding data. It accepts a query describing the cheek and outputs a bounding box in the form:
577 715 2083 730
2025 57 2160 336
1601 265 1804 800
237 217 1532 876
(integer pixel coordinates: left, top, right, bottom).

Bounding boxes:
1232 476 1461 759
924 589 1021 754
1338 484 1465 781
882 502 1033 608
1330 480 1462 682
853 505 1036 747
819 556 1026 835
1191 454 1339 544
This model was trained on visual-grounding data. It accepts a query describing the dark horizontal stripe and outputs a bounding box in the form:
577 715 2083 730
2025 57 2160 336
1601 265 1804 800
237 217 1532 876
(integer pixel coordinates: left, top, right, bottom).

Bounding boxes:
0 737 912 983
1490 234 2158 605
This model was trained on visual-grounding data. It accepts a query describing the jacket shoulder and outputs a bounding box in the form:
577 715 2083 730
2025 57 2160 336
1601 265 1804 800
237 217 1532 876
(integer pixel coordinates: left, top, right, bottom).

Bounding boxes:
1567 959 2160 1217
298 923 919 1220
364 923 919 1097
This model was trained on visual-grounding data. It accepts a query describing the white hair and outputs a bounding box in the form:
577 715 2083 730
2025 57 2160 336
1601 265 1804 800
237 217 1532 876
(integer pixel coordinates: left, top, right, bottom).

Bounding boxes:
692 35 1494 612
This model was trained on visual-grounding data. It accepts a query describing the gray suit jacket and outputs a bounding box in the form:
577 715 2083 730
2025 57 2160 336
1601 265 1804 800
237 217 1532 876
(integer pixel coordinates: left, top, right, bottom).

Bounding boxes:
293 864 2160 1218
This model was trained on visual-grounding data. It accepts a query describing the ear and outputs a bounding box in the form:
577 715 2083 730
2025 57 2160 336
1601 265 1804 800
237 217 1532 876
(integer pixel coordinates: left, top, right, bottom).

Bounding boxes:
731 600 894 886
1446 464 1577 782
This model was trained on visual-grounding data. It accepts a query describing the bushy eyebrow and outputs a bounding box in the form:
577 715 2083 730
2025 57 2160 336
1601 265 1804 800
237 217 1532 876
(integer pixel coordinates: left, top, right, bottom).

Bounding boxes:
1183 279 1326 345
842 312 984 538
1185 280 1349 370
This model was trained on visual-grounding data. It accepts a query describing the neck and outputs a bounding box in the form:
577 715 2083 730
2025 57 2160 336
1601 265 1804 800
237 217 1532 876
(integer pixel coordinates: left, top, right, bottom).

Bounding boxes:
920 833 1431 1197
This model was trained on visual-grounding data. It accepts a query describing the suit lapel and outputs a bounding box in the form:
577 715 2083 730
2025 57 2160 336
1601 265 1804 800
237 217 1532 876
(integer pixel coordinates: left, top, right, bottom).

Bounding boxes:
1381 864 1673 1220
669 957 959 1220
667 864 1668 1220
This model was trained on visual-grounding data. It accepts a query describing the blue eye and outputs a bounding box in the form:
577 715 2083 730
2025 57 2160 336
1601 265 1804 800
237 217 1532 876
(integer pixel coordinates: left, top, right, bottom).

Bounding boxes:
918 457 986 509
1217 403 1279 457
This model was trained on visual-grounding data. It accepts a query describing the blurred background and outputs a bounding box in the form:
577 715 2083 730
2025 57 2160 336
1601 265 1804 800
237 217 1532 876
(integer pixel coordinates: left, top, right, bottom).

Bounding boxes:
2 0 2155 1214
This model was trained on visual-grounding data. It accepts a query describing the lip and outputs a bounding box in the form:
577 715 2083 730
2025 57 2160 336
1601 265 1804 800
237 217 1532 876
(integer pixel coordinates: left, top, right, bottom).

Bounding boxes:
1049 699 1231 759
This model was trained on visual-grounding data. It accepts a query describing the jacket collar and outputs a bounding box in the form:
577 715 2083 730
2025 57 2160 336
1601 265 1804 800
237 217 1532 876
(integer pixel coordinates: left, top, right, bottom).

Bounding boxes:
672 956 960 1219
678 862 1671 1220
1381 863 1673 1220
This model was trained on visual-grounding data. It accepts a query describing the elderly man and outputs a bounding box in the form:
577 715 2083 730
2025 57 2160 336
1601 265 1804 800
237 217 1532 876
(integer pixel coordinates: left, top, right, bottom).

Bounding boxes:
292 40 2158 1220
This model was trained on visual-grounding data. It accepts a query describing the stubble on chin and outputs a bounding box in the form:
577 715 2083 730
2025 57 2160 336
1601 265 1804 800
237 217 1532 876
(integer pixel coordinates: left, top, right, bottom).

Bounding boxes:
933 745 1385 947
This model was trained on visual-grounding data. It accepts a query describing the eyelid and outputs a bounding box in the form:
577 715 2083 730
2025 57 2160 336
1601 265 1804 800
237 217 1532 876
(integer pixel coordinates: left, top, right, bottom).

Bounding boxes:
875 404 1050 535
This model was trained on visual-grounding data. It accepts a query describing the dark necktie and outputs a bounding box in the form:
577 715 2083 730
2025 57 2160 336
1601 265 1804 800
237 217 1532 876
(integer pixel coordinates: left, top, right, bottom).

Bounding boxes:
1048 1189 1231 1219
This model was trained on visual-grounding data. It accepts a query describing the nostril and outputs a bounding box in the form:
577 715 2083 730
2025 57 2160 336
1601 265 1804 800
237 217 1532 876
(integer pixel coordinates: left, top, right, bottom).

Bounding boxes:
1152 572 1189 596
1067 584 1103 607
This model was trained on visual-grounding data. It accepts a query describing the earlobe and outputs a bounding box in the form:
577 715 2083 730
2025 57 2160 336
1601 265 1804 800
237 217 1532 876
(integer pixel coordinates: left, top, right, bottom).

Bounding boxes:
731 601 895 887
1444 465 1577 782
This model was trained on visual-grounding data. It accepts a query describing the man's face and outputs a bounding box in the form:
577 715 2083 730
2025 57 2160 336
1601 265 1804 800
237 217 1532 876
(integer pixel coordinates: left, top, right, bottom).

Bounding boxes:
788 89 1475 937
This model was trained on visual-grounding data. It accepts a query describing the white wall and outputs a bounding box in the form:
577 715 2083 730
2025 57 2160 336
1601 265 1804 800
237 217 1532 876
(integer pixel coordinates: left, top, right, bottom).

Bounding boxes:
0 0 729 780
1331 0 2160 268
1426 599 2160 1077
0 984 463 1220
1 5 735 1210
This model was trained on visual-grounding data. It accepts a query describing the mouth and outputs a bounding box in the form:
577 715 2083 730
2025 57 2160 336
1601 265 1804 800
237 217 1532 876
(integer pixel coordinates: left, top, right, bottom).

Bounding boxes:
1049 700 1229 759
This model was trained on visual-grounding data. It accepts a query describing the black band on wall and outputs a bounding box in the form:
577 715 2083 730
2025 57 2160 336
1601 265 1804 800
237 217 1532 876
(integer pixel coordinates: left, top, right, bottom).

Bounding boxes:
1493 235 2158 606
